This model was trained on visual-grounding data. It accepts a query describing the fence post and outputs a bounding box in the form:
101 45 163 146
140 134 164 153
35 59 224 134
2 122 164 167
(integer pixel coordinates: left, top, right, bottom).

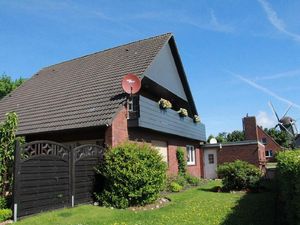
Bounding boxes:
13 140 20 222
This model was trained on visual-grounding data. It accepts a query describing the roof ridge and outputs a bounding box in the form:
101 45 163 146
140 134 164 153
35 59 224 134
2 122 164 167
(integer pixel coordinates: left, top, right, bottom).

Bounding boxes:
41 32 172 71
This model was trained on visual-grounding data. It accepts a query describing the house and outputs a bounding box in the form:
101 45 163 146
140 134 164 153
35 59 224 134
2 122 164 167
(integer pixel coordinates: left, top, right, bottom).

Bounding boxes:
243 116 282 162
202 115 282 179
0 33 206 178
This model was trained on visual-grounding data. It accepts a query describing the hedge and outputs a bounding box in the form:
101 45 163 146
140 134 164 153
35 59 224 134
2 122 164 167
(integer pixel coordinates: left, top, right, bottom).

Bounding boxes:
276 150 300 225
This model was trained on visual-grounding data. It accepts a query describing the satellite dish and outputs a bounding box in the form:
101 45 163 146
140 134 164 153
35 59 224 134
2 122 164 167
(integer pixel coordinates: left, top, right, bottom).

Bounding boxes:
209 138 217 144
122 74 141 95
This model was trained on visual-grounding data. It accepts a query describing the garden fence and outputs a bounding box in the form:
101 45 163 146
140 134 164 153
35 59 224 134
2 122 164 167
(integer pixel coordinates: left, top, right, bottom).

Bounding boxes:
13 140 104 221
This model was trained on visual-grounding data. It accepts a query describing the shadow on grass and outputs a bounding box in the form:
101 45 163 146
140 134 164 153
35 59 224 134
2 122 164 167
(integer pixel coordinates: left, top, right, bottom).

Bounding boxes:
221 189 277 225
198 186 222 193
198 180 277 225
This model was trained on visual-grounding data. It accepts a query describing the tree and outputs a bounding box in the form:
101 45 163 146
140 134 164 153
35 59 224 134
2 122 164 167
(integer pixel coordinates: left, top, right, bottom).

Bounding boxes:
264 128 293 149
227 130 245 142
0 74 25 100
209 130 245 143
215 132 227 143
207 134 215 143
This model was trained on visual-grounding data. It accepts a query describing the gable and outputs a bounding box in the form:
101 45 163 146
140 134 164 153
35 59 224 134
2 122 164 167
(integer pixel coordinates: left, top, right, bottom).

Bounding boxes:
257 126 282 149
143 43 188 101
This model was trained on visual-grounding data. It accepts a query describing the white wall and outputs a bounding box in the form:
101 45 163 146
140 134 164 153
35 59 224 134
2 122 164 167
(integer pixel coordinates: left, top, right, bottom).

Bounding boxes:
143 43 188 100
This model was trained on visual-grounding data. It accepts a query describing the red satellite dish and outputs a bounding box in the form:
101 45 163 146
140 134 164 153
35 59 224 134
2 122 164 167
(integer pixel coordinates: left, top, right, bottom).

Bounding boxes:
122 74 141 95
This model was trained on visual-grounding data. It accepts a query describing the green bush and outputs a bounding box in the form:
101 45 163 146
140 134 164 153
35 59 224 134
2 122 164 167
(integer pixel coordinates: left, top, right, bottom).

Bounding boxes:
176 147 187 176
185 174 202 186
95 142 167 208
166 175 187 188
0 209 12 222
166 174 203 192
276 150 300 225
0 196 6 209
217 160 262 191
0 112 19 196
169 182 182 192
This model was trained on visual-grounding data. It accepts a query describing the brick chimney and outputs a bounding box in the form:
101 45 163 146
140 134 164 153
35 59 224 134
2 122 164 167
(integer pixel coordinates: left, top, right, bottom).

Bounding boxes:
243 116 258 141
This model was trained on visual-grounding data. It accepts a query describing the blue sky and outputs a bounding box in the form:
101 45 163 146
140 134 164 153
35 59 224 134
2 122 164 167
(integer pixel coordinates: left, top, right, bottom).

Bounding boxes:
1 0 300 136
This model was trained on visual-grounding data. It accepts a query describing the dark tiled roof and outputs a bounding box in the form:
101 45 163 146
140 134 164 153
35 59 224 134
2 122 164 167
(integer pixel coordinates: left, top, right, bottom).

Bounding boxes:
0 33 172 135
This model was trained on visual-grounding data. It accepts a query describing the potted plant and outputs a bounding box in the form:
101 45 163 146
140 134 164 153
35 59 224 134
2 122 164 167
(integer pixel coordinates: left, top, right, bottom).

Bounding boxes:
193 115 201 123
178 108 188 117
158 98 172 110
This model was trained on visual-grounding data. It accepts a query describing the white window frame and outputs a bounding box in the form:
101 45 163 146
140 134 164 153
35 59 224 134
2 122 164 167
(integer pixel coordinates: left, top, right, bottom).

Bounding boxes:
265 150 273 158
186 145 196 166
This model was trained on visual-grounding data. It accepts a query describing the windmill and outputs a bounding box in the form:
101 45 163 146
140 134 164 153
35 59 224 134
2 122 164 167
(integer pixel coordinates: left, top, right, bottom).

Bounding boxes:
269 102 299 139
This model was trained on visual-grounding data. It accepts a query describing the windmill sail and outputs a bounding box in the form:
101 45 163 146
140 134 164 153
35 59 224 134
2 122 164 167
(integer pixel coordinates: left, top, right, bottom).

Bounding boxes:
268 101 298 138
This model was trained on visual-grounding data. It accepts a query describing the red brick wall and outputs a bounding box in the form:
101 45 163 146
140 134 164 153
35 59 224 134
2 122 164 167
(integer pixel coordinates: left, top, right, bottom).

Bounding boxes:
167 142 178 176
242 115 282 163
257 143 267 168
257 127 282 162
105 107 128 147
105 108 203 178
243 116 258 140
167 140 201 177
200 148 204 177
188 148 201 177
128 128 203 178
217 143 265 167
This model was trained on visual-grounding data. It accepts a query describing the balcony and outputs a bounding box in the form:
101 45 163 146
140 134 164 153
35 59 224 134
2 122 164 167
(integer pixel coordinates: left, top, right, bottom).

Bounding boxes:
129 96 206 141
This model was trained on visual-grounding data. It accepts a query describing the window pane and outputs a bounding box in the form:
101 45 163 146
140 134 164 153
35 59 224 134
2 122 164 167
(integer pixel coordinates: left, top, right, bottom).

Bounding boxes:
265 150 273 157
186 146 195 165
208 154 214 164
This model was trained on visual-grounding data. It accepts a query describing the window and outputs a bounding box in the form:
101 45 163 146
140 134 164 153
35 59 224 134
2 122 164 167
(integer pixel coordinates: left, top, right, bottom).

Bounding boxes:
151 140 168 163
265 150 273 158
261 137 267 145
186 145 195 165
208 154 214 164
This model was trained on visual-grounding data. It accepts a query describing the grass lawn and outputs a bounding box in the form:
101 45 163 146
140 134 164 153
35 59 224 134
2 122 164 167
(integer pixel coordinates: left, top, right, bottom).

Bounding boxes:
17 180 276 225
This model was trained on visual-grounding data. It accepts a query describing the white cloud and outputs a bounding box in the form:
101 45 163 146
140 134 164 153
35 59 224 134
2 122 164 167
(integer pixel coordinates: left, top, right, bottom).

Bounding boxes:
182 10 234 33
226 70 300 110
257 0 300 42
254 69 300 81
132 9 234 33
256 111 276 128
